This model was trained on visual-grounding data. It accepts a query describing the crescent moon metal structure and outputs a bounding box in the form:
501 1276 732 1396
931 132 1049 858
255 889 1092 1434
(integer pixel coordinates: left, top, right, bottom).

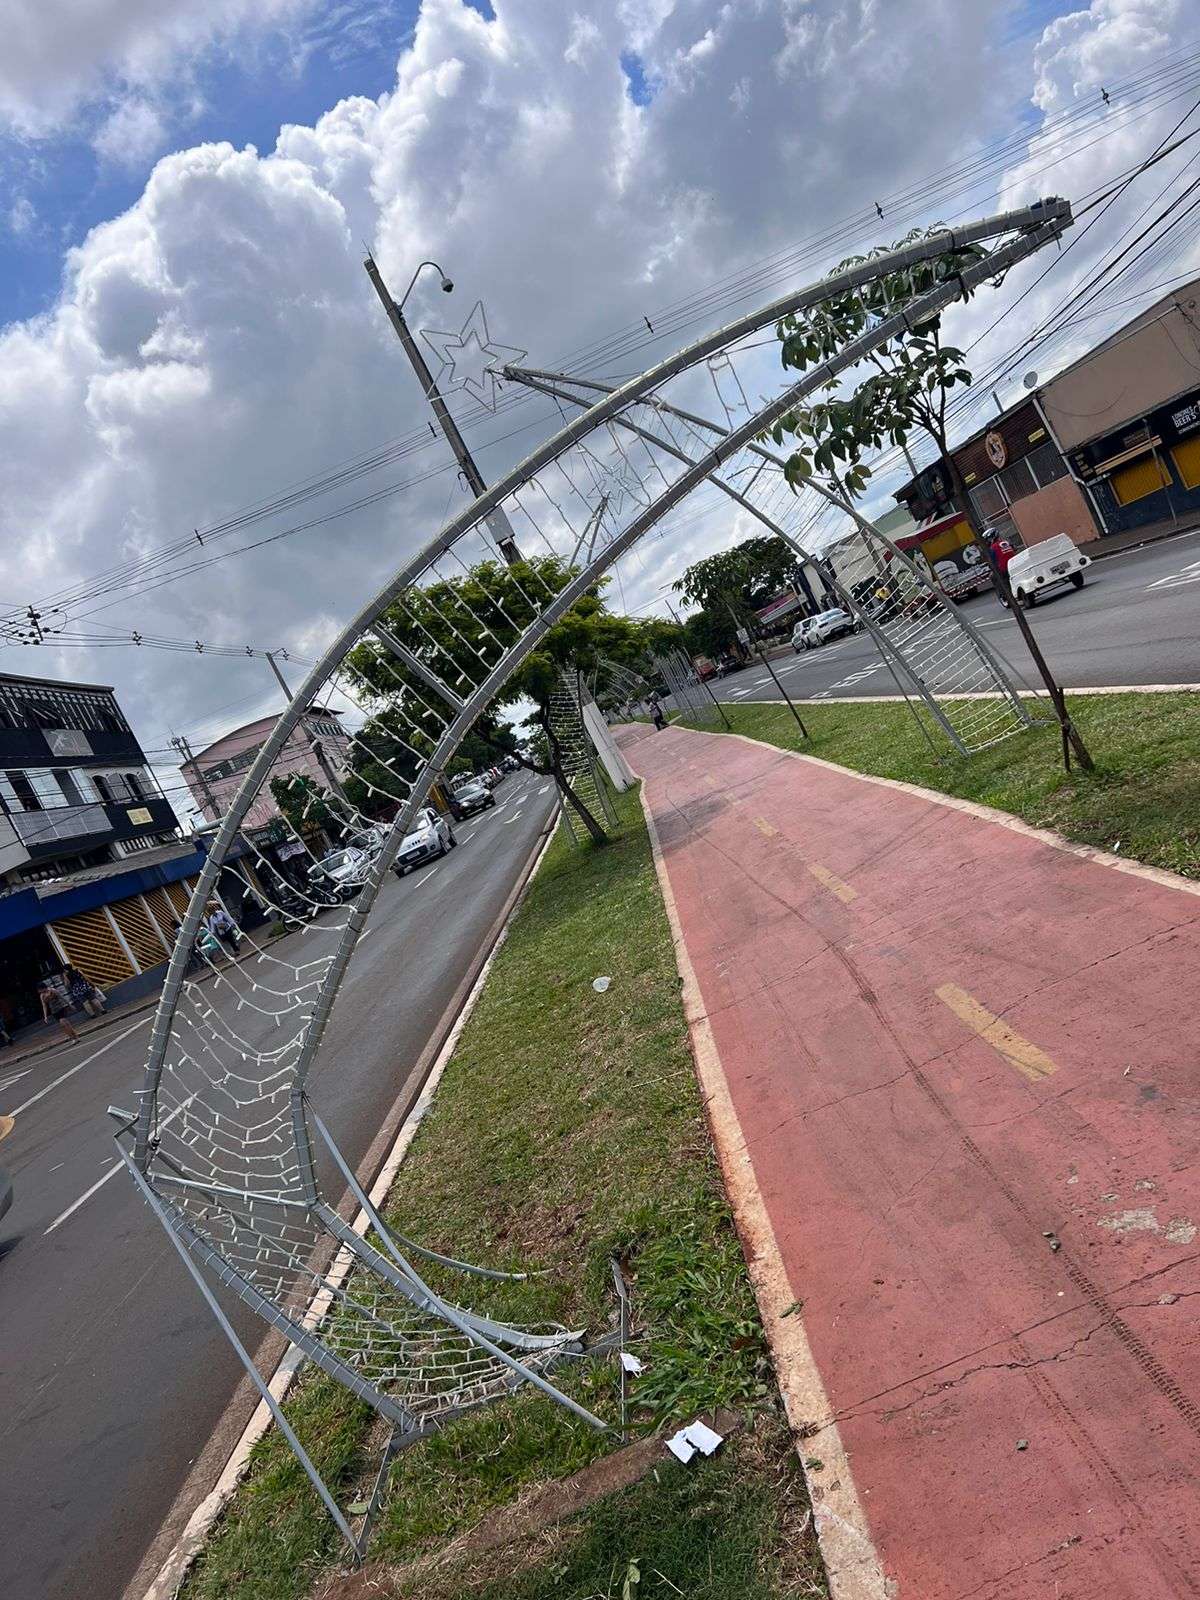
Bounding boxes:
112 197 1072 1556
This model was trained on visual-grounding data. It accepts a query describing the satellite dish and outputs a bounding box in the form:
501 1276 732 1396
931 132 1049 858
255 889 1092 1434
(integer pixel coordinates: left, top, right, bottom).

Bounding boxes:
1022 370 1038 390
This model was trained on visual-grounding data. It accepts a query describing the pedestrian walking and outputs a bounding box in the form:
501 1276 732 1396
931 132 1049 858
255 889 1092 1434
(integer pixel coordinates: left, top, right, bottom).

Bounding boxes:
39 977 79 1042
65 964 106 1018
650 697 667 732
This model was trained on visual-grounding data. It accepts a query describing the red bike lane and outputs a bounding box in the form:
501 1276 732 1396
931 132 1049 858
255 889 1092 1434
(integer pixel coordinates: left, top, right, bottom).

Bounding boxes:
622 723 1200 1600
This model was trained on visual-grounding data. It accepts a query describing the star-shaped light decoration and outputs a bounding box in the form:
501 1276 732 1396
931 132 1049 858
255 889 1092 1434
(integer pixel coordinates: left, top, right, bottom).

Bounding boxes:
419 301 527 412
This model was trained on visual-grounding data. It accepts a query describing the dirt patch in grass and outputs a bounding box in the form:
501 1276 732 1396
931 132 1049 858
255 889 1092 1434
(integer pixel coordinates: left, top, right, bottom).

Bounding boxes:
182 787 825 1600
701 691 1200 879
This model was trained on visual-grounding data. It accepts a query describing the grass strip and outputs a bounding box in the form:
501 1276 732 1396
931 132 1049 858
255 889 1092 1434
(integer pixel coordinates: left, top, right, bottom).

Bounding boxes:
694 691 1200 878
184 785 824 1600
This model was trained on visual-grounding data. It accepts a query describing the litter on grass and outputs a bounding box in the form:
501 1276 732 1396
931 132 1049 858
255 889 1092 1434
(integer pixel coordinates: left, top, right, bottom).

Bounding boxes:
592 976 611 992
619 1351 646 1375
665 1419 725 1463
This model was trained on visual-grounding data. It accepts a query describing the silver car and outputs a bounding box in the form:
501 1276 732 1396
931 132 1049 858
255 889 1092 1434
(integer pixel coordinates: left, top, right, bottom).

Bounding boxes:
392 807 456 876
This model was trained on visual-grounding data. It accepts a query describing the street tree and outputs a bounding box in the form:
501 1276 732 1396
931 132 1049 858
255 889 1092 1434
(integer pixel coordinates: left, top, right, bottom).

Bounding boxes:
674 533 821 620
347 556 675 844
771 226 1093 770
269 773 342 839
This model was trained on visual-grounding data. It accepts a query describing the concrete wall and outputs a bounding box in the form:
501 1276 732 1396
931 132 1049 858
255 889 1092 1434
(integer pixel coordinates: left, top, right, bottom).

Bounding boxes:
1008 474 1100 548
1041 289 1200 450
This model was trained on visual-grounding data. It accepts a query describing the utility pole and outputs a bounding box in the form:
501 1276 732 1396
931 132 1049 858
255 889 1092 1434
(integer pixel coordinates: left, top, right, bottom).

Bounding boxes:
172 734 220 823
363 254 633 793
265 652 349 801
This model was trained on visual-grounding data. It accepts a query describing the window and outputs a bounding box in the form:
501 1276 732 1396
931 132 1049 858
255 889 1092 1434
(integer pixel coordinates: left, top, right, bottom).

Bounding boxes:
1110 454 1171 505
125 771 147 803
6 771 40 811
1171 434 1200 491
98 709 125 733
998 458 1037 505
1026 439 1068 490
92 774 114 803
968 478 1007 524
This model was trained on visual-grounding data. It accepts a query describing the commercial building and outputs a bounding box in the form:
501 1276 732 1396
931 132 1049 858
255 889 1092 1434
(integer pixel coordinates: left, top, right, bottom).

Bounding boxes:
0 671 178 886
0 670 191 1032
1039 275 1200 538
891 275 1200 564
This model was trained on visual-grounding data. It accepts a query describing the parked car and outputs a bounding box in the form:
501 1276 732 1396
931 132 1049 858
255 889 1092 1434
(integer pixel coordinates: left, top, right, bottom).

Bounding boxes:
449 777 495 818
792 608 854 651
392 807 456 876
1002 533 1091 608
308 846 370 901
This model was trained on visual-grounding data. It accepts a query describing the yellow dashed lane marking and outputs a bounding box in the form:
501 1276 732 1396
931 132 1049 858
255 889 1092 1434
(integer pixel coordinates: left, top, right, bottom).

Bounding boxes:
753 816 778 837
808 863 857 903
936 984 1058 1083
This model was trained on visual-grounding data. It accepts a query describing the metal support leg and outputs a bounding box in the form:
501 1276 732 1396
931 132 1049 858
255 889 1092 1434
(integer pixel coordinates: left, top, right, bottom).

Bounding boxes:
120 1151 364 1562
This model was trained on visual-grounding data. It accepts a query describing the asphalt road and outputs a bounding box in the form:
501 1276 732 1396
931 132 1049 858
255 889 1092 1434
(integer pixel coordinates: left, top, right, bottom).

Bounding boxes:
0 772 555 1600
710 527 1200 706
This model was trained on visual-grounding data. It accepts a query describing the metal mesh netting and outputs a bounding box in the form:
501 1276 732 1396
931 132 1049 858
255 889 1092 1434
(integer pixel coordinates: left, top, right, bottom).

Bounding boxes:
119 198 1073 1541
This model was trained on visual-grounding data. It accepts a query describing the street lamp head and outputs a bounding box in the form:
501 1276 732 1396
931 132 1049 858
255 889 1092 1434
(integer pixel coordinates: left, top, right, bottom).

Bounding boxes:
440 276 454 293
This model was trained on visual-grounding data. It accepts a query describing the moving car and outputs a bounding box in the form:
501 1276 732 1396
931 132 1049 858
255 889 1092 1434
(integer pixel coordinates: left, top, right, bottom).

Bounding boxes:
1002 533 1091 608
449 777 495 818
392 807 456 876
309 846 371 901
792 608 854 651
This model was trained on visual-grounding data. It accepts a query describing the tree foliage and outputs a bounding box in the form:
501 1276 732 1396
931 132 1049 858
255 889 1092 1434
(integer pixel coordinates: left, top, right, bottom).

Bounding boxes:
771 227 983 499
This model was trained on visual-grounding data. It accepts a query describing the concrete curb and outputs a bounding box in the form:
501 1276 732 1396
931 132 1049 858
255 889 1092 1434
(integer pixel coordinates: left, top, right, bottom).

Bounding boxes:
638 785 888 1600
130 813 560 1600
718 683 1200 708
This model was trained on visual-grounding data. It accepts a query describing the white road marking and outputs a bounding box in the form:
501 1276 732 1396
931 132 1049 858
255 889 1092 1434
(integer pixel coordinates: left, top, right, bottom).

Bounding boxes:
0 1068 32 1093
44 1091 197 1235
1146 558 1200 591
538 784 551 796
8 1018 150 1118
503 810 523 824
813 662 884 701
412 866 440 889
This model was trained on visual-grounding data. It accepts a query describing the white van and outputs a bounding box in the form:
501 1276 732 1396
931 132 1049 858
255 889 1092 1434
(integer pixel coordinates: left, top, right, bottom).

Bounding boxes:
1004 533 1091 608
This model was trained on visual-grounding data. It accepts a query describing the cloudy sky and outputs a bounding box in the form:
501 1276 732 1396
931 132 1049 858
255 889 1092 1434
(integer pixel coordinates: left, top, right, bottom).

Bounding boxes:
2 0 1198 808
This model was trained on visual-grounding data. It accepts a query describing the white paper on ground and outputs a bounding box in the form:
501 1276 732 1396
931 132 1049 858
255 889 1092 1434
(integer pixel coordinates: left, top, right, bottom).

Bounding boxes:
682 1419 723 1455
619 1351 645 1374
592 976 611 992
665 1430 697 1463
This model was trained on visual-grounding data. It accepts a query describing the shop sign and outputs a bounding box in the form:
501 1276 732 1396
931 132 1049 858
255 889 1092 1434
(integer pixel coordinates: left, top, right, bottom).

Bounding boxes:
1170 398 1200 436
126 807 152 824
985 430 1008 468
276 838 307 861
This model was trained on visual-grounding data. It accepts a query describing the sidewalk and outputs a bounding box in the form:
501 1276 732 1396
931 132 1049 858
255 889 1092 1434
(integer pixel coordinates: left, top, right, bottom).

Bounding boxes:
620 722 1200 1600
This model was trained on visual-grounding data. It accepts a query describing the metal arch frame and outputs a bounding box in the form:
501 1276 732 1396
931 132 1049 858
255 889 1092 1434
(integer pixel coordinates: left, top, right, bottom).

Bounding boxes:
134 195 1072 1166
506 366 1030 753
120 204 1073 1554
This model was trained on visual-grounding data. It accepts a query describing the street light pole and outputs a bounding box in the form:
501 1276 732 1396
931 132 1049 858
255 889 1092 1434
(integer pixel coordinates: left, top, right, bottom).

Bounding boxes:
362 255 522 563
363 253 633 794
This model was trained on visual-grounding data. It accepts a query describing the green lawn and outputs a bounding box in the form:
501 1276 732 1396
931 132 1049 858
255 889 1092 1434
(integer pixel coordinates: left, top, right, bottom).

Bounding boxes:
183 787 824 1600
699 691 1200 879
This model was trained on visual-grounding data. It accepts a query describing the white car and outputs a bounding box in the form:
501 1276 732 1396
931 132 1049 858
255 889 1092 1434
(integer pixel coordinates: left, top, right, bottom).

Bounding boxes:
792 608 854 651
1004 533 1091 608
309 846 370 901
391 807 456 876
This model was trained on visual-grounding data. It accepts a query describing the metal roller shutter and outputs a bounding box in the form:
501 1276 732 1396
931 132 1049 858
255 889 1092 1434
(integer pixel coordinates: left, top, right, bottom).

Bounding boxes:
1110 454 1171 504
1170 434 1200 490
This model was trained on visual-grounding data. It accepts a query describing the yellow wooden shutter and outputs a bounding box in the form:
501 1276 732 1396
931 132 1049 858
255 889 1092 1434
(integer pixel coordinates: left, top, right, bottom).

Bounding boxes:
50 909 135 987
